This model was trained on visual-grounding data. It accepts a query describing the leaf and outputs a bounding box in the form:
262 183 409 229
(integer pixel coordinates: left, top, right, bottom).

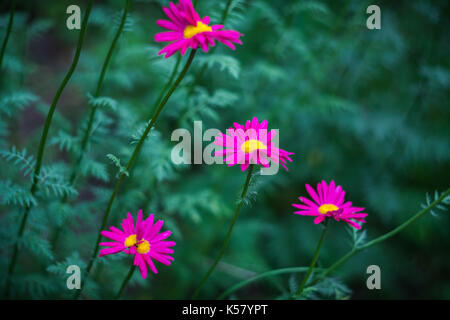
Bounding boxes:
130 121 155 145
0 180 37 208
38 180 78 199
107 153 129 178
0 145 36 178
182 88 239 124
112 11 135 33
346 225 367 249
200 54 241 79
206 89 240 108
20 233 54 261
87 93 118 111
36 165 78 199
47 252 86 276
164 190 231 223
80 158 109 182
9 274 58 298
423 190 450 218
0 91 38 116
48 131 80 154
293 1 330 16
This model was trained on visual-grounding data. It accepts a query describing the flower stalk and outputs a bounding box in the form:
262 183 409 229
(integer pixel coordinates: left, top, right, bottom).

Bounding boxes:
114 264 136 300
0 0 16 71
217 188 449 300
68 0 131 189
74 49 197 300
192 164 255 299
51 0 132 254
319 187 450 279
4 0 94 299
293 220 328 298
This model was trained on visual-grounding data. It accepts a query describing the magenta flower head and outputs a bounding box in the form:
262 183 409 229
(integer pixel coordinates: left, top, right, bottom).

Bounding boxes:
154 0 243 58
213 117 294 172
292 180 368 229
99 210 175 278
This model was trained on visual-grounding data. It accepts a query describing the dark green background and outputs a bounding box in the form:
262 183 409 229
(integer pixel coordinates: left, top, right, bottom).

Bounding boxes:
0 0 449 299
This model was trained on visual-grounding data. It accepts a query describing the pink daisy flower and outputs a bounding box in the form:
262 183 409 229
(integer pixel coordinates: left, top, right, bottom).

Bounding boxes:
292 180 368 229
99 210 175 278
213 117 294 171
154 0 243 58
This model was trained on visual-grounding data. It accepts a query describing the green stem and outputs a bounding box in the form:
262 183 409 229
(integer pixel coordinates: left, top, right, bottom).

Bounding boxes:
68 0 131 189
0 0 15 71
218 266 322 300
192 164 255 299
319 188 450 279
101 56 182 229
153 55 182 108
4 0 93 299
114 264 136 299
54 29 179 255
293 220 328 298
221 188 450 300
219 0 233 25
51 0 131 255
320 249 356 279
74 49 197 300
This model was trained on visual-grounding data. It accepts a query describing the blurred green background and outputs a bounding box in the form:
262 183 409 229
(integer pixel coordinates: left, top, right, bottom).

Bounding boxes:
0 0 449 299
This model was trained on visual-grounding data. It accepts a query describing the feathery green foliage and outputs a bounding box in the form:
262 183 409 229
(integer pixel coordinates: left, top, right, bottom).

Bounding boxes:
0 0 449 300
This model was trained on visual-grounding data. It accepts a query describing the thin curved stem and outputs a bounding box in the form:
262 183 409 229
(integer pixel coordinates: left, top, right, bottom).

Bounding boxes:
4 0 94 299
218 266 323 300
0 0 16 71
51 0 132 254
192 164 255 299
293 220 328 298
101 55 181 214
68 0 131 188
219 0 233 25
153 55 182 108
319 188 450 279
114 264 136 299
74 49 197 300
54 34 180 255
221 188 449 300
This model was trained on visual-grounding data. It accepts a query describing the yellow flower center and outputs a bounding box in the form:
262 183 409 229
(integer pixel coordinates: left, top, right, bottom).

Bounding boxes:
184 21 212 39
124 235 151 254
318 204 339 215
136 240 150 254
241 139 267 153
124 234 137 247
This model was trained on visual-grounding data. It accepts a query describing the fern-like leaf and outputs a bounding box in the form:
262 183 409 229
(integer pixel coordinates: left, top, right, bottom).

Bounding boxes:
87 93 118 111
200 54 241 79
80 157 109 182
0 91 38 116
107 153 129 178
0 180 37 208
421 190 450 217
48 131 80 154
0 146 36 178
